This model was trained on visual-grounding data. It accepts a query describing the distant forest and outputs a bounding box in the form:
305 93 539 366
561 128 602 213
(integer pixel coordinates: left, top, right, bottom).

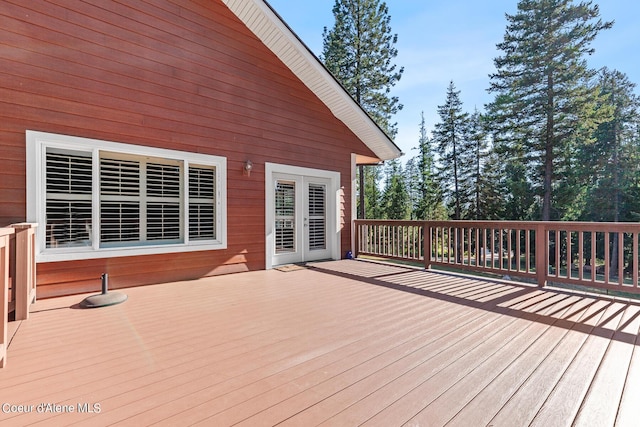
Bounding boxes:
323 0 639 222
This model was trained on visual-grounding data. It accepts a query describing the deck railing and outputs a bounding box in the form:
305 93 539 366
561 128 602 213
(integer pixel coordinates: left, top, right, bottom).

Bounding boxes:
1 223 37 368
354 220 640 295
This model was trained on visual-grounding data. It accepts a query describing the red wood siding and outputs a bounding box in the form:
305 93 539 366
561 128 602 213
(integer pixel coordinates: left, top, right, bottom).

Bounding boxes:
0 0 376 296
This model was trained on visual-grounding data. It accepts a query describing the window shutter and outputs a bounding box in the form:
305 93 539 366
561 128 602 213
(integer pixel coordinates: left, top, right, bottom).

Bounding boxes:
100 158 140 196
147 163 181 241
100 158 140 244
275 181 296 253
308 184 326 250
45 151 93 248
189 166 216 240
46 152 92 194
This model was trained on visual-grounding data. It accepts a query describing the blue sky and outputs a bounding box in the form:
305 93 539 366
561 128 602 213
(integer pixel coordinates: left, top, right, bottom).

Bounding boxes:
266 0 640 161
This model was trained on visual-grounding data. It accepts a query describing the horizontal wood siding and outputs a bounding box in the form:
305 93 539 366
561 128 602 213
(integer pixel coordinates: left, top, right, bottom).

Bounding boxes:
0 0 374 296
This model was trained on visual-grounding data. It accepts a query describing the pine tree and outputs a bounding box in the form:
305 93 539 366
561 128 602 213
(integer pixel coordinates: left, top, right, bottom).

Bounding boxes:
322 0 403 136
381 159 410 219
466 109 489 219
413 112 444 220
362 166 384 219
578 68 640 269
433 81 470 220
488 0 613 220
478 148 508 220
403 157 421 219
322 0 403 219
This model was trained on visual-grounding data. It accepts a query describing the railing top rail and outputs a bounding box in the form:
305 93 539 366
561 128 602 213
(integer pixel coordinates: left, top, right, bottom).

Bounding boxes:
354 220 425 226
356 219 640 232
541 222 640 232
10 222 38 230
424 220 540 229
0 227 16 238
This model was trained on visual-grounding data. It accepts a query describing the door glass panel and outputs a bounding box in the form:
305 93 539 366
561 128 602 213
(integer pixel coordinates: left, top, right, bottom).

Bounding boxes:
308 184 326 250
275 181 296 253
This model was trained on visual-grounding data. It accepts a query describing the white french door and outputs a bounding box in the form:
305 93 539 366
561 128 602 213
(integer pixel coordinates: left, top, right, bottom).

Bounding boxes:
266 164 340 268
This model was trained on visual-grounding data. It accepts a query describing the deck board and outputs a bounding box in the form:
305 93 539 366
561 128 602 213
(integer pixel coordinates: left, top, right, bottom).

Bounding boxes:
529 301 629 427
573 304 640 427
615 322 640 427
284 293 555 427
411 296 586 427
481 298 606 427
0 260 638 426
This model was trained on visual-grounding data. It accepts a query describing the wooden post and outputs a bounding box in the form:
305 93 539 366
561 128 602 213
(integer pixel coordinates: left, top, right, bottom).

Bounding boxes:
0 228 15 368
535 223 547 288
12 223 37 321
424 222 432 270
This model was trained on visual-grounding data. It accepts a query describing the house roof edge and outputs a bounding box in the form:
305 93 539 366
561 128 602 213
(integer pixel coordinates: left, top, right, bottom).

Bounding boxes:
221 0 402 161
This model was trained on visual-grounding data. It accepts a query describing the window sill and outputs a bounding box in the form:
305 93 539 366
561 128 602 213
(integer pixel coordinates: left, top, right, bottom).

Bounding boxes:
36 241 227 263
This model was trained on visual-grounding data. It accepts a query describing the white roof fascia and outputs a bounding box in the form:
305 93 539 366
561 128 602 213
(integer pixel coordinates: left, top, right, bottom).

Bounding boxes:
221 0 402 161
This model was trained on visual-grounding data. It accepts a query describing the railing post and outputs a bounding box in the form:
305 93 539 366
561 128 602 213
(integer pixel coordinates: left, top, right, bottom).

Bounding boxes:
535 223 547 288
424 222 432 270
0 228 15 368
353 220 360 259
12 223 37 321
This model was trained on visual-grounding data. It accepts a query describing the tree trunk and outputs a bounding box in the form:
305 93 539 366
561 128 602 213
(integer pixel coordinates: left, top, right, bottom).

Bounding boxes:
542 73 554 221
610 105 620 273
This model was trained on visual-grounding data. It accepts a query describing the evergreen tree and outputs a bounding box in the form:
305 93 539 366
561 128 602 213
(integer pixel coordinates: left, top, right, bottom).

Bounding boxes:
322 0 403 136
381 159 410 219
413 112 444 220
578 68 640 269
403 157 421 219
362 166 384 219
478 148 508 220
488 0 613 220
322 0 403 219
466 109 490 219
433 81 471 220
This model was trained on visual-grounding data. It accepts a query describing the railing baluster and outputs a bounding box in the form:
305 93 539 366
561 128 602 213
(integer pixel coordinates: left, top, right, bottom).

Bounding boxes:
500 228 504 269
578 231 584 282
618 232 624 285
591 231 597 284
604 232 610 285
467 228 471 267
477 228 481 267
529 228 533 274
566 230 571 279
516 229 521 273
424 224 431 269
439 227 443 263
634 233 639 291
507 229 512 272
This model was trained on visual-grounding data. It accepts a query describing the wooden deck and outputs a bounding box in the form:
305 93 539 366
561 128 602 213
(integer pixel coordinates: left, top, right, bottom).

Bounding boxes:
0 260 639 426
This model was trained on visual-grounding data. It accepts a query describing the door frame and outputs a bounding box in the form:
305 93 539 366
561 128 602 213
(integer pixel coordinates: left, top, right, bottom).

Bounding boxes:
265 163 341 269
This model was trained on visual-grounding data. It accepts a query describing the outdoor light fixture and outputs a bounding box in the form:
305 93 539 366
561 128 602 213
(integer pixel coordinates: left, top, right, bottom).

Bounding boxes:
244 160 253 176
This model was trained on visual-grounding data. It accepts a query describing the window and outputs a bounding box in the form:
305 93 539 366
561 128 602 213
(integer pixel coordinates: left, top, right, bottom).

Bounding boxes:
27 131 226 262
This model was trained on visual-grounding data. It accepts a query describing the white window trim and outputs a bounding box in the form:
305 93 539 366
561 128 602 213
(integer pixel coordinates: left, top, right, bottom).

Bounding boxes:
27 130 227 262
